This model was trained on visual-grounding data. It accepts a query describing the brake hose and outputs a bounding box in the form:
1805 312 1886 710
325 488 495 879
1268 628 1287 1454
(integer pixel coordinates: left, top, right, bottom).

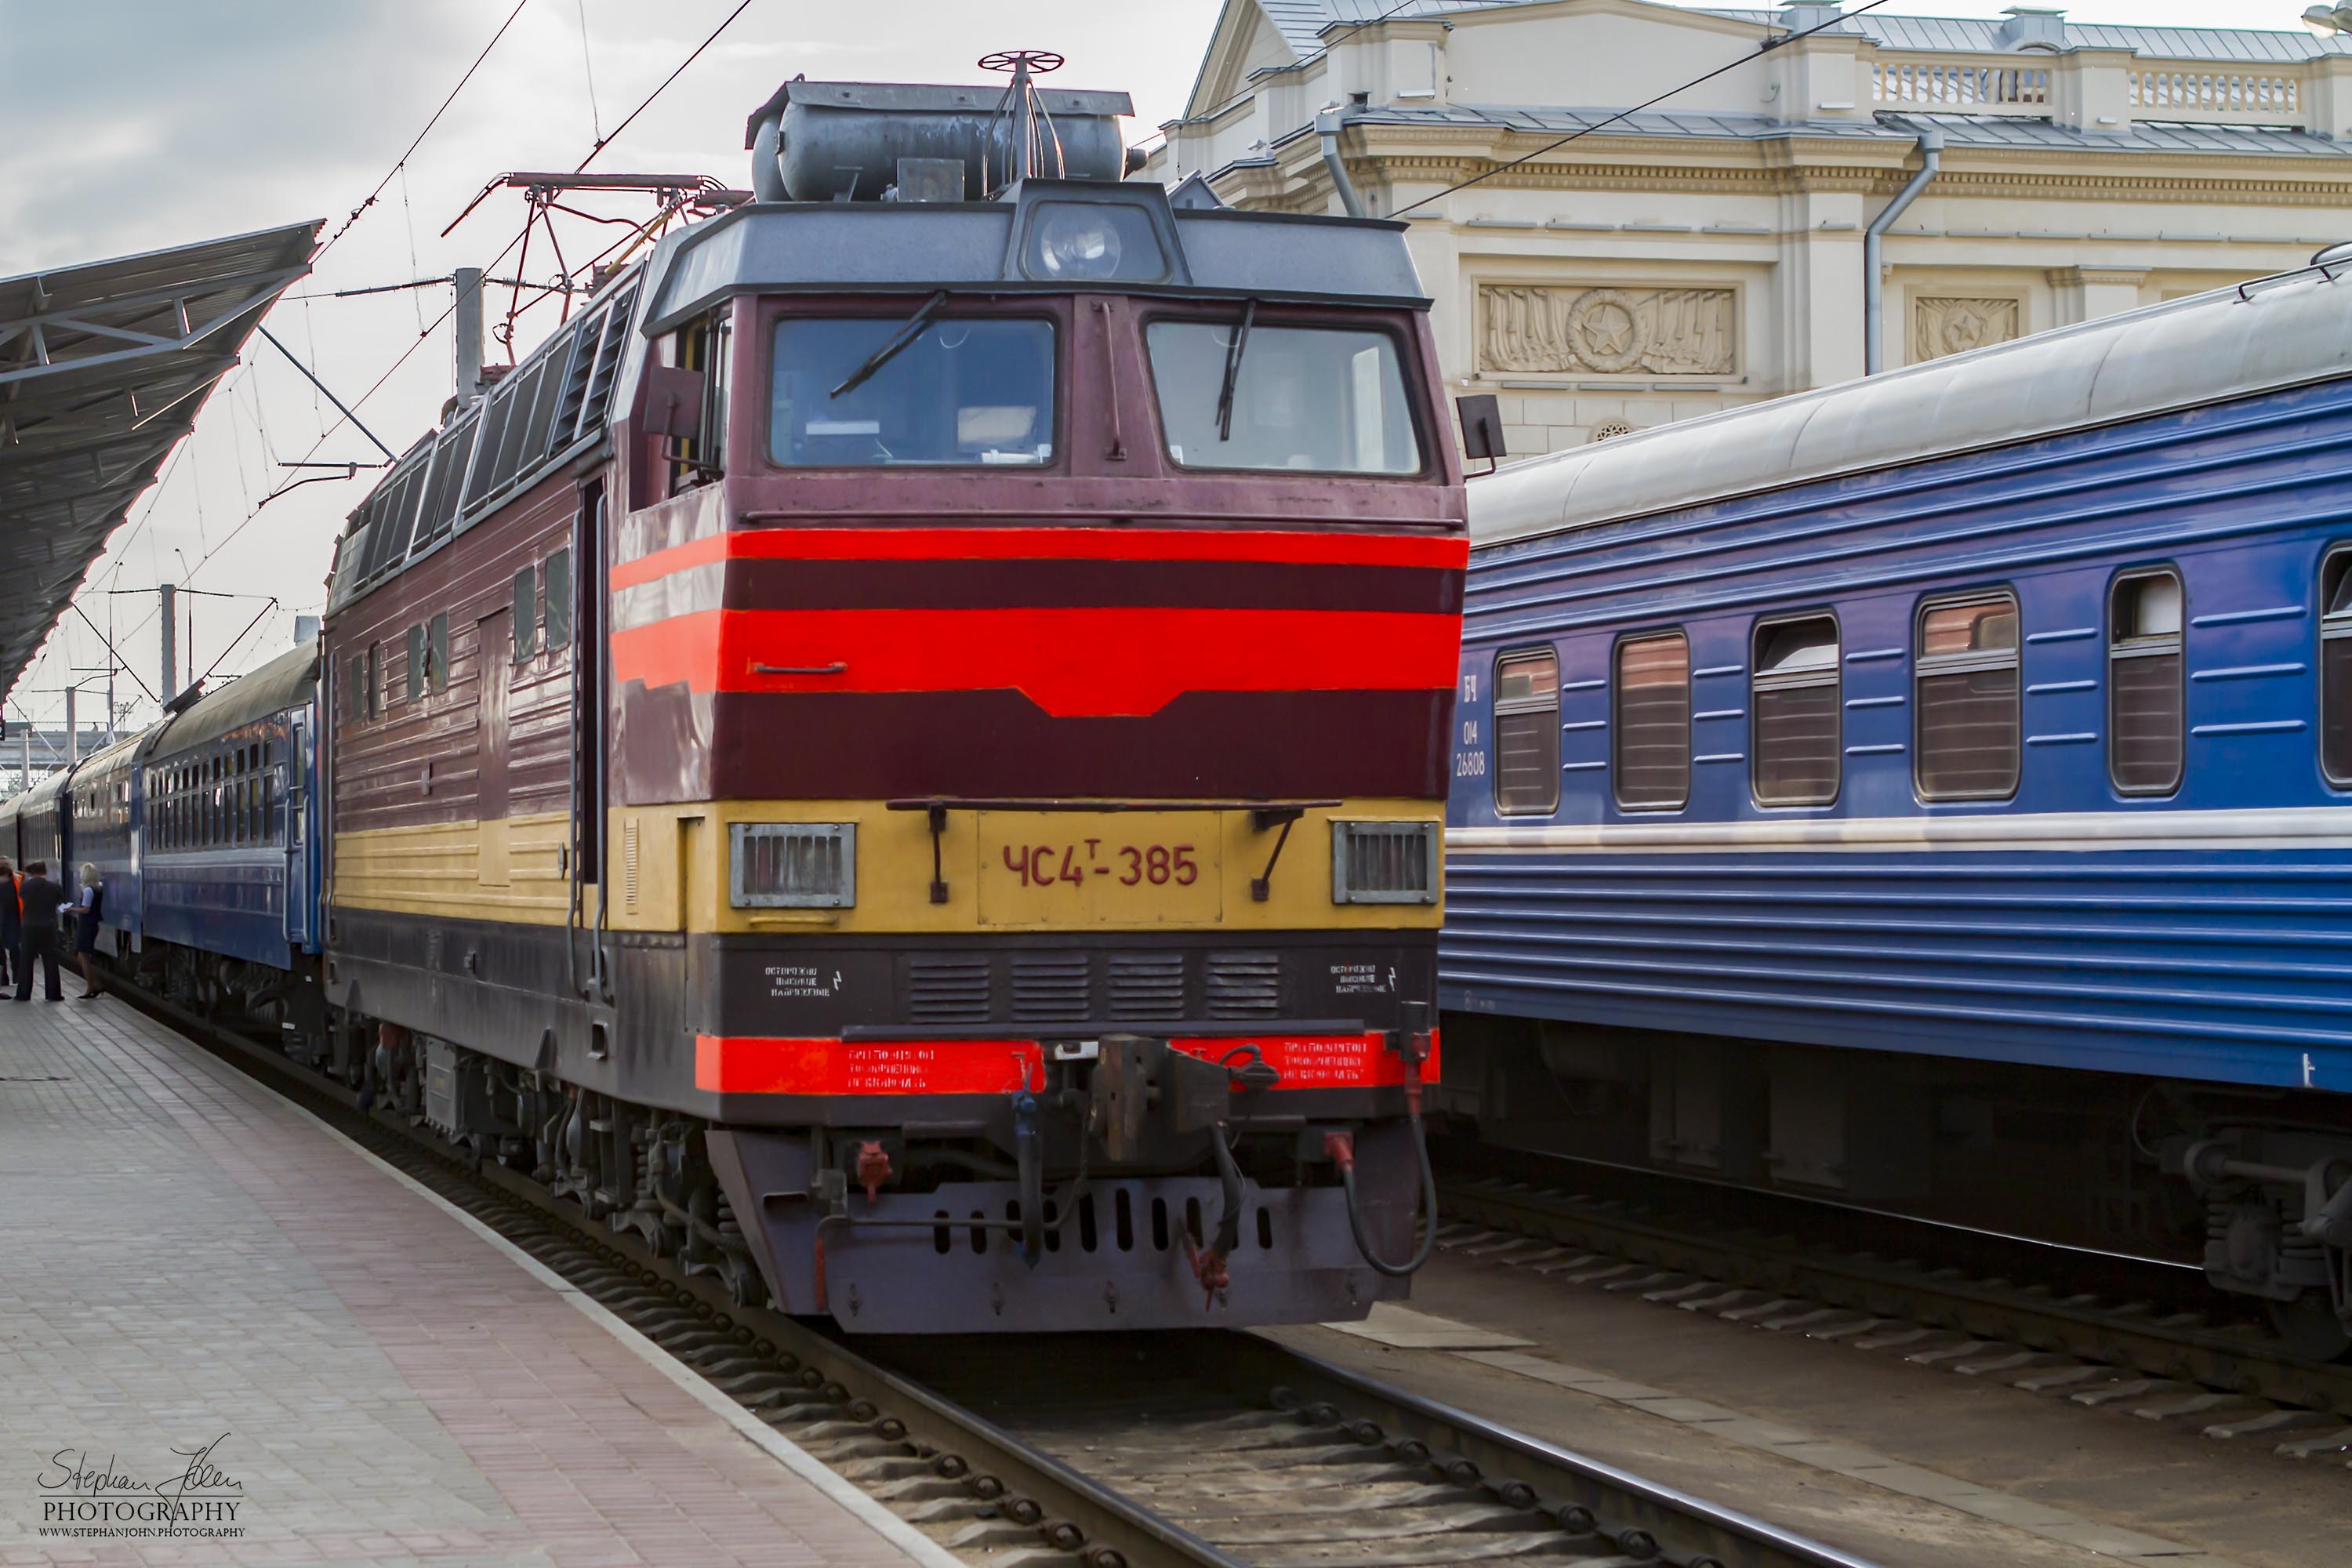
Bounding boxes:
1329 1051 1439 1278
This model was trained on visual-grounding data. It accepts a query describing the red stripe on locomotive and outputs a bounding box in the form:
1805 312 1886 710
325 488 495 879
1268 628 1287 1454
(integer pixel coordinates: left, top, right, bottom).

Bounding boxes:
612 606 1460 718
694 1032 1440 1095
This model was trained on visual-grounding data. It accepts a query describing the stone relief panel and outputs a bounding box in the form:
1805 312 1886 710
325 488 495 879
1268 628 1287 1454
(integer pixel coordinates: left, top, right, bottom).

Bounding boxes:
1479 286 1737 376
1912 297 2021 362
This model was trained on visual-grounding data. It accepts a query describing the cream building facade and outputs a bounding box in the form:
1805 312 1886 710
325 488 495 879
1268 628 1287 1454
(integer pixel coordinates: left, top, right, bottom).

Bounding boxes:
1142 2 2352 454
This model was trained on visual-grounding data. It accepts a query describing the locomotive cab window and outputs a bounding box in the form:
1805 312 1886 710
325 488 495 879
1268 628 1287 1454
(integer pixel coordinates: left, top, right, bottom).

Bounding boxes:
1916 593 2020 800
670 309 730 492
2110 571 2184 795
1146 321 1421 474
768 314 1055 467
1491 648 1559 815
1752 616 1840 806
2325 549 2352 786
1614 633 1691 811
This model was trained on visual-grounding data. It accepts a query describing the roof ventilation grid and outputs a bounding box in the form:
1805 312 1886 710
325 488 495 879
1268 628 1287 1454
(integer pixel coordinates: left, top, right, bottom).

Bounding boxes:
1996 5 2067 51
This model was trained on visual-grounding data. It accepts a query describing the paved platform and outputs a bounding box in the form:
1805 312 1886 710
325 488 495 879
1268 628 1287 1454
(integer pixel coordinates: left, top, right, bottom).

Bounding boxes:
0 996 954 1568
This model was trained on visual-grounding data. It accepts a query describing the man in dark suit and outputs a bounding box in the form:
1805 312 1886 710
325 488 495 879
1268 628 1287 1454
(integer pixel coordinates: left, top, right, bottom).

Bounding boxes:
14 860 67 1002
0 856 18 990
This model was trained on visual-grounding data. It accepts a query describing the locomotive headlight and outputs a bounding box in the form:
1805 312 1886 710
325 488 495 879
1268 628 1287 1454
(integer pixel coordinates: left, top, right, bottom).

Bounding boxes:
1034 211 1123 278
1330 821 1439 906
1019 201 1169 283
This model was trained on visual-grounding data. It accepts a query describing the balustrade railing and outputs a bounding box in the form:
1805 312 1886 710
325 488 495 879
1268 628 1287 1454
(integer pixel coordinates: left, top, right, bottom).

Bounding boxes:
2130 70 2302 123
1871 61 2049 112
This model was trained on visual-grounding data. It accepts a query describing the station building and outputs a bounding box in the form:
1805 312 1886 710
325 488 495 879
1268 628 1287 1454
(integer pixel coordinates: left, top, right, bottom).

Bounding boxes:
1142 2 2352 453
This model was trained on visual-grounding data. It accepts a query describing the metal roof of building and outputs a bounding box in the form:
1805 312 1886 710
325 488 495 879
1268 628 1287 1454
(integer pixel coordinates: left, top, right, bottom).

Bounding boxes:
1707 11 2352 62
0 221 318 706
1254 1 2344 66
1308 103 2352 158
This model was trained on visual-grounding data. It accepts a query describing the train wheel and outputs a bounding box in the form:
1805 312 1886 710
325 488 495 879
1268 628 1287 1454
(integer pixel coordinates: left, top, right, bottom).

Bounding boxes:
2269 1294 2352 1362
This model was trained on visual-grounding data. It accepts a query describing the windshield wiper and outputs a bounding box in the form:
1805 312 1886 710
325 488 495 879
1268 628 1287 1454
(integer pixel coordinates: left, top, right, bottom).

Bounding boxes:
829 289 950 399
1214 298 1258 441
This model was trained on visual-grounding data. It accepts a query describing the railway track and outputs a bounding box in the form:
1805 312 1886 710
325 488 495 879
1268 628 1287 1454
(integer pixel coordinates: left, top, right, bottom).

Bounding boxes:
126 988 1879 1568
1434 1165 2352 1457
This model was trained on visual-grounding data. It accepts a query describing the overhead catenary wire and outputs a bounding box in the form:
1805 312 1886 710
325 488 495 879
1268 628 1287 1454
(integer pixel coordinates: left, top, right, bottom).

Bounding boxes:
317 0 534 260
576 0 604 144
1388 0 1896 219
577 0 753 172
60 0 753 725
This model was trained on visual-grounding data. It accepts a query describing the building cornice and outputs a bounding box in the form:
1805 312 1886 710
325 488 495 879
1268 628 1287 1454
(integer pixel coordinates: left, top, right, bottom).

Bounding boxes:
1250 126 2352 211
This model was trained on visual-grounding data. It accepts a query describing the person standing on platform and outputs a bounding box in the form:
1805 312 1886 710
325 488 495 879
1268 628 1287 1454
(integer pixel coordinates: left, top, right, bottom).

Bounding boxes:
13 860 66 1003
73 863 104 1000
0 856 18 991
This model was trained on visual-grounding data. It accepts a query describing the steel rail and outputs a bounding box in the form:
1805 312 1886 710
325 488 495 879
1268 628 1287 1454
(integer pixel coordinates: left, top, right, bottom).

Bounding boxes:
1437 1172 2352 1418
1214 1334 1885 1568
116 982 1879 1566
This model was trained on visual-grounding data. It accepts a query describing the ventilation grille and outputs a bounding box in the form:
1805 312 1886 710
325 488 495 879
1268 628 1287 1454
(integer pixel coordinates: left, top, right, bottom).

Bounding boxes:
1010 952 1091 1022
1331 821 1439 905
1106 952 1185 1021
729 822 855 908
908 955 990 1025
1205 951 1281 1020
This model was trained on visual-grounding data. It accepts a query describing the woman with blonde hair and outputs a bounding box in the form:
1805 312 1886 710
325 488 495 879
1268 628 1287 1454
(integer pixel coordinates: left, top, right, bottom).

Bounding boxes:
73 862 103 1001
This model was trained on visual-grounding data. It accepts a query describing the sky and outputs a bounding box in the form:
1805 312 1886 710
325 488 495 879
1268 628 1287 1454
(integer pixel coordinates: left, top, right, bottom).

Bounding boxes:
0 0 2318 734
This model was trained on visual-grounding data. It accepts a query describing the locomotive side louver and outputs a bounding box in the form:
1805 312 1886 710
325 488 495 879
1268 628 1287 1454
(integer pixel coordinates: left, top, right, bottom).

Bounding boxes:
1205 951 1281 1019
1330 821 1439 905
729 822 855 908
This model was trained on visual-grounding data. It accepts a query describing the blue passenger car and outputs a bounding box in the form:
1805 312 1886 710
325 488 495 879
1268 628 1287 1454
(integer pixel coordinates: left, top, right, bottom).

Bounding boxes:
1443 263 2352 1352
70 734 144 945
138 643 322 977
16 764 71 880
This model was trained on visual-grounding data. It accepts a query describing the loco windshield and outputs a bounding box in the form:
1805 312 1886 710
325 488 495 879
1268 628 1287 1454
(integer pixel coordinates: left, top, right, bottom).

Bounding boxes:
1146 321 1421 475
769 316 1056 467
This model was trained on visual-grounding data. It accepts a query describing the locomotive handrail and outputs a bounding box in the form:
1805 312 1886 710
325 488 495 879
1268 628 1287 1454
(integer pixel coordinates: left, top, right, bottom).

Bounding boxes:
885 797 1341 814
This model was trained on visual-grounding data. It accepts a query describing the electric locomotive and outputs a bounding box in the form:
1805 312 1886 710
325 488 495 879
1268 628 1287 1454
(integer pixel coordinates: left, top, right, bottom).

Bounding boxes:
314 65 1465 1331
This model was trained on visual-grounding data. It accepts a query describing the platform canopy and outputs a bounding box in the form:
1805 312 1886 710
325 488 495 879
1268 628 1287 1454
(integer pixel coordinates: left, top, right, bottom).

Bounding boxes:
0 220 321 702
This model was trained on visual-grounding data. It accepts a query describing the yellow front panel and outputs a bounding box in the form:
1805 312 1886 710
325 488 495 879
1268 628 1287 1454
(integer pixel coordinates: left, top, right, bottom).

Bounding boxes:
607 800 1443 936
975 811 1223 927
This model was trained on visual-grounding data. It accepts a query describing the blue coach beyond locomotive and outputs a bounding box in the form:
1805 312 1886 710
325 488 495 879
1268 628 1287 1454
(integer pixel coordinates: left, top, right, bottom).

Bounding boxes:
1440 259 2352 1355
1 642 323 1023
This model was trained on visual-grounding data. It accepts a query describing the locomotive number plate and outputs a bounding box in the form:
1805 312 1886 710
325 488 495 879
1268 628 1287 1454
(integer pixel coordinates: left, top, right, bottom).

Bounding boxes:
976 812 1223 927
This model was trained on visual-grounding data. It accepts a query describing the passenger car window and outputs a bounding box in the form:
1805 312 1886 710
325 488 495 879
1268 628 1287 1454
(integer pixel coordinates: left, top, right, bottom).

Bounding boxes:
1614 633 1690 811
1916 593 2020 800
1752 617 1840 806
2110 572 2183 795
769 317 1055 467
1145 321 1420 474
2324 551 2351 785
1491 648 1559 815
